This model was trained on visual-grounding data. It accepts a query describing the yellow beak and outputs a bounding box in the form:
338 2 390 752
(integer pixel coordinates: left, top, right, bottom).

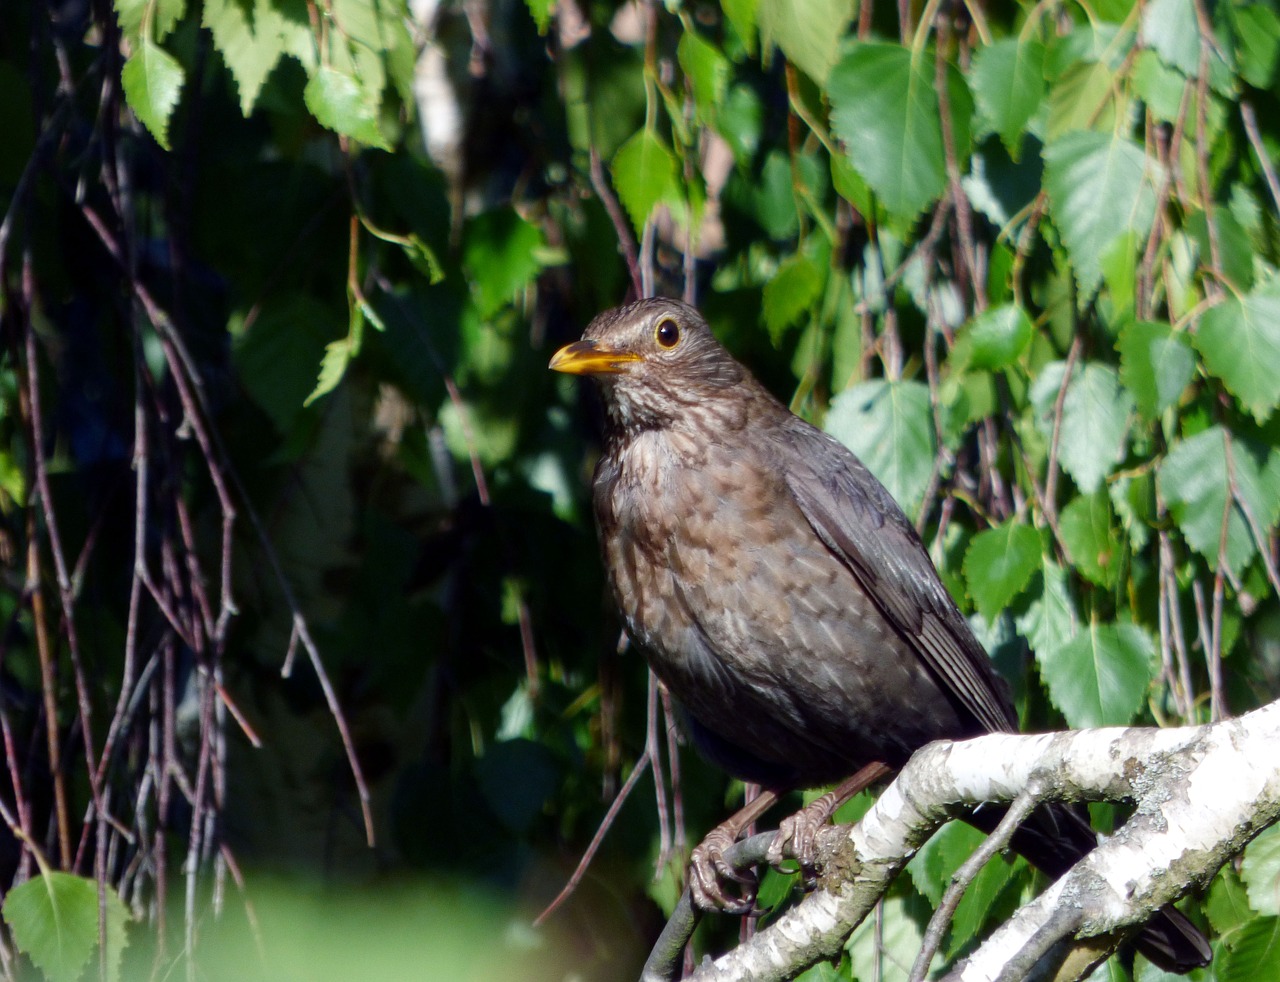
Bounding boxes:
548 339 643 375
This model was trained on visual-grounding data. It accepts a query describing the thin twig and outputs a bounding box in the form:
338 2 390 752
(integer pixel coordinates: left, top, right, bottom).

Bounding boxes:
1241 102 1280 218
910 790 1041 982
588 146 642 299
534 752 653 926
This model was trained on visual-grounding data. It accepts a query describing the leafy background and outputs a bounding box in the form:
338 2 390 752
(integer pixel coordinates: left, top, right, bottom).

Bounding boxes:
1 0 1280 979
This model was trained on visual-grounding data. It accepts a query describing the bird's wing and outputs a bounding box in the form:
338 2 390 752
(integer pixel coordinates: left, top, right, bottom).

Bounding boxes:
779 420 1018 734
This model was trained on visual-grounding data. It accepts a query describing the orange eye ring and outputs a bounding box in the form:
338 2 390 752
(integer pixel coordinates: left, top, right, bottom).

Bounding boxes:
655 318 680 349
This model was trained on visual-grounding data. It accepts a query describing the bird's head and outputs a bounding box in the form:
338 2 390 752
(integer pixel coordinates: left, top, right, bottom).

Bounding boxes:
549 298 746 433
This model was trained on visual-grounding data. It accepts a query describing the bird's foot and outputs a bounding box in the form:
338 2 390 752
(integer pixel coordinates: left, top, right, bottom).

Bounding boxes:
690 825 759 914
766 764 895 887
766 801 828 887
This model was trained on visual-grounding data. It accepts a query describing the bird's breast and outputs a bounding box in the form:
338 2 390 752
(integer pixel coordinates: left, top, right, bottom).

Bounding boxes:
593 427 968 784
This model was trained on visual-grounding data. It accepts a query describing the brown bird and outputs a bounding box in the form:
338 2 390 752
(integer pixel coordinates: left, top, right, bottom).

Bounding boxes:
550 297 1210 973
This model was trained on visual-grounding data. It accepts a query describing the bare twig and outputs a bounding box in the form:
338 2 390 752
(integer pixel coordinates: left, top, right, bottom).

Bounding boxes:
534 752 653 926
910 789 1041 982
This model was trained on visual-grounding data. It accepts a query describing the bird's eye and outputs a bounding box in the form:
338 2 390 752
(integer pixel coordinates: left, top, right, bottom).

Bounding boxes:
655 318 680 349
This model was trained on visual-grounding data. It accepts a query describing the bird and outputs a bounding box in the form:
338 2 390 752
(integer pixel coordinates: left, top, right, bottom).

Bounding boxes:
549 296 1211 973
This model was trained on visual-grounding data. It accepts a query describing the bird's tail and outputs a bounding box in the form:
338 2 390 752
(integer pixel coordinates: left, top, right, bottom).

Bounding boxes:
965 801 1212 974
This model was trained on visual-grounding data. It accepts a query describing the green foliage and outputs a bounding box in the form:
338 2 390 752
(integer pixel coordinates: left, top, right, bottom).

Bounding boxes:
121 39 185 149
2 873 130 982
825 379 935 515
1039 621 1158 728
964 522 1042 623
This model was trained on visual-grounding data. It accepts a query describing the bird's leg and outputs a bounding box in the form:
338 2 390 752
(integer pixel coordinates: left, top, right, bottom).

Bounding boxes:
689 788 779 914
767 762 893 880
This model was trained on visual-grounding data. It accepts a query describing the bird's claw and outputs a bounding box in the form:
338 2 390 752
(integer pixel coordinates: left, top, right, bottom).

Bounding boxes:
690 827 759 914
767 806 827 888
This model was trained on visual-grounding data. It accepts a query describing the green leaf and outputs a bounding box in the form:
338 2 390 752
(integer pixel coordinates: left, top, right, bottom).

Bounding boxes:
825 379 935 516
1015 559 1077 662
234 294 344 431
1195 280 1280 422
1132 49 1189 123
114 0 186 40
722 0 758 55
963 522 1042 623
957 303 1033 370
1157 426 1280 577
757 0 849 83
306 332 360 406
524 0 553 34
461 209 547 319
611 129 678 236
678 31 729 123
1242 823 1280 916
303 65 388 148
1142 0 1201 76
830 42 968 222
1 872 125 982
908 821 1020 951
1030 361 1134 494
121 39 184 150
762 254 822 343
1059 490 1119 588
1218 917 1280 982
847 893 932 981
1207 866 1255 938
1117 320 1195 420
1046 60 1117 139
969 37 1046 158
1038 621 1156 727
1043 131 1161 296
204 0 292 115
1233 4 1280 88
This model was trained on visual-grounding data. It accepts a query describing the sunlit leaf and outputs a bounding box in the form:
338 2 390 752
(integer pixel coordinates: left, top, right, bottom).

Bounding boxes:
303 65 388 148
1117 320 1195 420
2 873 128 982
1059 490 1119 588
1038 621 1156 727
1046 60 1117 139
1015 559 1077 661
1195 280 1280 422
758 0 848 83
1044 130 1161 296
611 129 678 236
121 39 184 149
1157 426 1280 577
114 0 185 39
970 37 1046 158
1218 916 1280 982
306 332 359 406
462 210 547 319
964 522 1042 623
762 254 822 343
524 0 553 34
204 0 291 115
825 379 935 516
847 893 933 981
1233 4 1280 88
678 31 729 122
1143 0 1201 76
722 0 758 55
957 303 1033 370
1242 823 1280 916
1207 866 1254 938
1029 361 1134 493
830 42 970 222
